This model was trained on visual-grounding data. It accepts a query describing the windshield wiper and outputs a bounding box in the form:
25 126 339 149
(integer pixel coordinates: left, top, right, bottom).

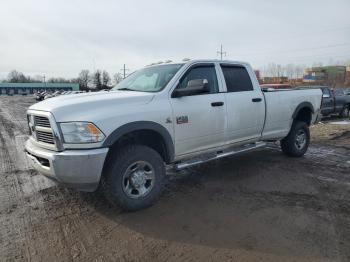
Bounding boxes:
117 87 135 91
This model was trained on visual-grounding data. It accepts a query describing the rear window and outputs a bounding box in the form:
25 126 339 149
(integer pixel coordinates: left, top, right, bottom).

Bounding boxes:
221 66 254 92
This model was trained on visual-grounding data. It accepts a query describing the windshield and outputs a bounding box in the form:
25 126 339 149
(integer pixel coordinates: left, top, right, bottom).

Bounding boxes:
112 64 183 92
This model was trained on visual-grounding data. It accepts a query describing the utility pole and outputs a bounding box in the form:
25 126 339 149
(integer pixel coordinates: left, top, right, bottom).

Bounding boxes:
217 44 227 60
120 64 130 79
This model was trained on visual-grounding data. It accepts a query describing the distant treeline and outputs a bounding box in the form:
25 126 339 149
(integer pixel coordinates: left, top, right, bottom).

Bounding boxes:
2 69 124 90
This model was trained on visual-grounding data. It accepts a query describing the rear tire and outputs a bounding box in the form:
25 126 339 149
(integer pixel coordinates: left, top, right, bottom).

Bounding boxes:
102 144 165 211
281 121 310 157
340 105 350 118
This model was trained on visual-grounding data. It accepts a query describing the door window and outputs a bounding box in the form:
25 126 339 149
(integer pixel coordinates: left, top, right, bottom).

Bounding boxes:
322 88 331 96
178 65 219 94
221 66 254 92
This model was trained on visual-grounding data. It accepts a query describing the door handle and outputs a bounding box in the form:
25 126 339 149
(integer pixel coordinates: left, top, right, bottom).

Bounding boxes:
211 102 224 107
252 98 262 102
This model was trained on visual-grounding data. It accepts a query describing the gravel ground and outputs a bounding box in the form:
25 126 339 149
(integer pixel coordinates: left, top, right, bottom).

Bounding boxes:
0 96 350 262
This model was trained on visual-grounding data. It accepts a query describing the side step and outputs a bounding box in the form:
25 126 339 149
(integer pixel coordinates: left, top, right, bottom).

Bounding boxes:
174 142 267 171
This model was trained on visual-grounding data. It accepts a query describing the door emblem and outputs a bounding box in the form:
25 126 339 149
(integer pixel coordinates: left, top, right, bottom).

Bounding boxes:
176 116 188 124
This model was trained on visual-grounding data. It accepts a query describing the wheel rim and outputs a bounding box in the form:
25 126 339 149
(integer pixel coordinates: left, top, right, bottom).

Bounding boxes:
346 107 350 118
122 161 155 199
295 129 307 150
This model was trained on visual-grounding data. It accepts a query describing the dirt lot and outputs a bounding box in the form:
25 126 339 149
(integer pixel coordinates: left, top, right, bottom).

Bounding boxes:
0 96 350 262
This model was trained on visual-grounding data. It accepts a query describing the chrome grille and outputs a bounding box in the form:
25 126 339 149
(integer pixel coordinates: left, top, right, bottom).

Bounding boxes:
34 116 51 128
36 131 54 144
28 114 55 145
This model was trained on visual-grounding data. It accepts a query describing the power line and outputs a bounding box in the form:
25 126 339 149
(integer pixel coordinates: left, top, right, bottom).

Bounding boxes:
237 42 350 57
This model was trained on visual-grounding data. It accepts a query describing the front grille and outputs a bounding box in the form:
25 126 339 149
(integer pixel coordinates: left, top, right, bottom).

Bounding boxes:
28 114 56 146
36 131 54 144
34 116 51 128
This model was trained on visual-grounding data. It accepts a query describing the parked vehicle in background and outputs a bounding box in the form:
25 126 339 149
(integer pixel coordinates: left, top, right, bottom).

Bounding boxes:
25 59 322 211
260 84 293 90
334 88 350 96
44 90 63 100
35 91 47 101
320 86 350 118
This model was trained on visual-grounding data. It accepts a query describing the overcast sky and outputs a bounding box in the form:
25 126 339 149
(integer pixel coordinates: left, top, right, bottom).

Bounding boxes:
0 0 349 79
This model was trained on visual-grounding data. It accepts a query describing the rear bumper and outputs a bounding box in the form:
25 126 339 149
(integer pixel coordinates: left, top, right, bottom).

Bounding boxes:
25 139 109 192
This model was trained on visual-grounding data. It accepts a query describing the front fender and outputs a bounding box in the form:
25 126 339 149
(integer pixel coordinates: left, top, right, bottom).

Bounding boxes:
102 121 174 163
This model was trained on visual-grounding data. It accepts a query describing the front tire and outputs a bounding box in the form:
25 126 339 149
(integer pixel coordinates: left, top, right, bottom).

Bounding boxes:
102 144 165 211
281 121 310 157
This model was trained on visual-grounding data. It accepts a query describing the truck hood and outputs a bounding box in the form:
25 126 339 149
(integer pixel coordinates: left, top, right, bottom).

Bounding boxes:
29 91 155 122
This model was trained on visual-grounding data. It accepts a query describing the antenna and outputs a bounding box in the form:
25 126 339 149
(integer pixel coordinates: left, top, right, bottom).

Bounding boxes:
217 44 227 60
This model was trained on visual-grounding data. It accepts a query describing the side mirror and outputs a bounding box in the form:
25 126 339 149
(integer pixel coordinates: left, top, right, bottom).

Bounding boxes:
172 79 209 98
322 94 330 98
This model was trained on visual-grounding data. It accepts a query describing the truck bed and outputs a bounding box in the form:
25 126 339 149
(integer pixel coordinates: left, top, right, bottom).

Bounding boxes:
261 88 322 140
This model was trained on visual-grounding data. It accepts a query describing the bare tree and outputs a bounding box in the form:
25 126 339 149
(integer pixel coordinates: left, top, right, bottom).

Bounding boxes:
78 70 90 90
113 72 123 85
47 77 70 83
32 75 44 82
92 70 102 90
285 63 296 82
102 70 111 89
295 65 305 79
7 70 29 83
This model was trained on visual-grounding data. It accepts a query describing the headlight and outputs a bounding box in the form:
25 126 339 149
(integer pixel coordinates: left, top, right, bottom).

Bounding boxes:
59 122 105 143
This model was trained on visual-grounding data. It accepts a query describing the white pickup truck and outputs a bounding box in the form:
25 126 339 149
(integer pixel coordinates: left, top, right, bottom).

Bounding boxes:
25 60 322 210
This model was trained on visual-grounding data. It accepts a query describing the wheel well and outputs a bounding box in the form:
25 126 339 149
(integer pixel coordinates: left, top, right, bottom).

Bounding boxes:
294 107 312 126
107 129 170 163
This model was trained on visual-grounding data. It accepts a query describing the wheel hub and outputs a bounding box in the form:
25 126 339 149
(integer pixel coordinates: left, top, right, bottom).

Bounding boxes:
295 130 306 149
130 171 146 188
122 161 155 199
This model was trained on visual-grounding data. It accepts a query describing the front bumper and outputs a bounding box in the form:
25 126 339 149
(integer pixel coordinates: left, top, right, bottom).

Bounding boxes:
25 139 109 192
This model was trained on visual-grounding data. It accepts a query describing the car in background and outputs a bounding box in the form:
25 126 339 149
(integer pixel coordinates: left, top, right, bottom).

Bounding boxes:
35 91 47 101
44 90 61 100
334 88 350 96
320 86 350 118
260 84 293 90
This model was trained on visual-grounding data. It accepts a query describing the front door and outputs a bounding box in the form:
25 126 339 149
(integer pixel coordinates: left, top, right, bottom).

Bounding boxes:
170 64 226 156
320 88 334 115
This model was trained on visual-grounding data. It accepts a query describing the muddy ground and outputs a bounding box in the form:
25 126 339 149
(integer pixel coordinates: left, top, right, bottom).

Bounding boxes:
0 96 349 262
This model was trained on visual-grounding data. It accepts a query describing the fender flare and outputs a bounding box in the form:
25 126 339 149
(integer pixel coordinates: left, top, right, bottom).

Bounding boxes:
102 121 174 163
292 102 315 119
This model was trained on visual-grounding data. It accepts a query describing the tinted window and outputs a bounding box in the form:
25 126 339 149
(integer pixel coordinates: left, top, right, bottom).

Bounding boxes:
221 66 254 92
178 66 218 94
322 88 331 96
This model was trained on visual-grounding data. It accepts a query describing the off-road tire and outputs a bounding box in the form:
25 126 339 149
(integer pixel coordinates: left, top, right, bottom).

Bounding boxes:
102 144 165 211
281 121 310 157
340 105 350 119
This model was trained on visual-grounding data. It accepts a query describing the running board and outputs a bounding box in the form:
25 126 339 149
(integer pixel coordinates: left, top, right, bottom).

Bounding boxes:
174 142 267 171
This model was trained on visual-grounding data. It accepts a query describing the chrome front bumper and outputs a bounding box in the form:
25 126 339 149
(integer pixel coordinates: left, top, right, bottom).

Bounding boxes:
25 139 109 192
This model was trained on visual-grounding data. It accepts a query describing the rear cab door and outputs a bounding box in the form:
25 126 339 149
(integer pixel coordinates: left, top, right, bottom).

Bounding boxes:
218 63 265 144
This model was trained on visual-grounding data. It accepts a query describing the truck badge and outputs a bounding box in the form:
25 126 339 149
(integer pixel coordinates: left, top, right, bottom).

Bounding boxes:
176 116 188 124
